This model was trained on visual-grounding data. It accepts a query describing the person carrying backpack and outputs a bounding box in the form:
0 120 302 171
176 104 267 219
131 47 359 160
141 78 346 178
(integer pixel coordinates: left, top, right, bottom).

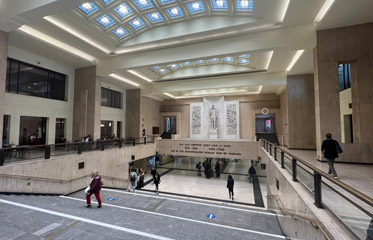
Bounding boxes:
321 133 342 179
154 171 161 195
248 165 256 183
129 169 137 192
227 175 234 200
196 162 202 176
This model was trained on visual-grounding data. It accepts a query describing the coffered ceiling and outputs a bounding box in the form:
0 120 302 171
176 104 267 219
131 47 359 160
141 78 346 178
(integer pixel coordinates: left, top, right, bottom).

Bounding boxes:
1 0 373 101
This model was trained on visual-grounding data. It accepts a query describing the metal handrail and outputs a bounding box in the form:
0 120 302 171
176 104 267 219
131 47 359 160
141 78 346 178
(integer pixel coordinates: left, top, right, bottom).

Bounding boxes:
0 173 127 183
262 139 373 208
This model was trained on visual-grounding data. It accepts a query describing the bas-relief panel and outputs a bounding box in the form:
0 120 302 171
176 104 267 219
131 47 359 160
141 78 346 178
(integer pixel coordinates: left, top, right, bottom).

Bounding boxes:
226 104 237 135
192 105 202 134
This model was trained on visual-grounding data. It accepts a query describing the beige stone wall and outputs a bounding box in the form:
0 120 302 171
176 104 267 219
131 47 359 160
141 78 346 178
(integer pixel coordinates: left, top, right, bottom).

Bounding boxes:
279 89 289 147
73 66 101 141
125 89 141 138
0 31 8 148
160 94 281 139
0 143 156 194
339 89 352 143
287 74 316 149
140 96 162 137
315 23 373 163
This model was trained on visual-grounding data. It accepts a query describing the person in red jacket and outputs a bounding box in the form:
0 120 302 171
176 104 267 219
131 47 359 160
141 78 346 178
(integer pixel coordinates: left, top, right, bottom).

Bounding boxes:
85 170 102 208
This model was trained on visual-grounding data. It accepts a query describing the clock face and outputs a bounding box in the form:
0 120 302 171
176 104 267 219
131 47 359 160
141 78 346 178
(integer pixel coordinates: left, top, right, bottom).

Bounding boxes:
262 108 269 115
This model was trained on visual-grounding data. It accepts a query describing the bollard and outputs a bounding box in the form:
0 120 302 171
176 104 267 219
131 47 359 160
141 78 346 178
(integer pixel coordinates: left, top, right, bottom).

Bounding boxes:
292 158 298 182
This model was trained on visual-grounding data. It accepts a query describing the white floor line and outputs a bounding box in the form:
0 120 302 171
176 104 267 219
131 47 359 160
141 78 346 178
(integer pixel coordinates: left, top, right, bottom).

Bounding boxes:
0 199 172 240
101 188 275 216
60 195 285 239
32 223 62 236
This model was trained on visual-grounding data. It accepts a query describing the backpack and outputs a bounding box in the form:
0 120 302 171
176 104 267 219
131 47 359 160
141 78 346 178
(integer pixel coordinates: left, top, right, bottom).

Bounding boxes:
130 174 136 182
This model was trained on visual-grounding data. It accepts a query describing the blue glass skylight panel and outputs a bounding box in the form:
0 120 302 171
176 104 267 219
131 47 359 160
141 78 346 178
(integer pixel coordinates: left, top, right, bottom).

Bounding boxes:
152 66 162 71
168 64 180 70
134 0 154 10
96 14 116 28
209 58 220 63
212 0 228 11
157 68 170 75
78 3 99 16
238 59 250 64
182 62 193 67
224 57 234 63
195 60 206 65
167 7 184 19
236 0 253 11
102 0 115 4
147 12 164 23
114 3 133 18
239 54 250 58
158 0 175 5
113 27 129 39
129 17 145 30
188 1 205 14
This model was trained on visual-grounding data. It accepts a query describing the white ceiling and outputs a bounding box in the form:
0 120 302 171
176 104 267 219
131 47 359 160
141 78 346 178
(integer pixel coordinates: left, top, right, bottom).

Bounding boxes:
1 0 372 100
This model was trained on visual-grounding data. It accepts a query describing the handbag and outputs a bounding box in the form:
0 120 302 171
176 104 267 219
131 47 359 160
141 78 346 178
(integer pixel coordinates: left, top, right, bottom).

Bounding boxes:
84 185 90 194
335 141 343 153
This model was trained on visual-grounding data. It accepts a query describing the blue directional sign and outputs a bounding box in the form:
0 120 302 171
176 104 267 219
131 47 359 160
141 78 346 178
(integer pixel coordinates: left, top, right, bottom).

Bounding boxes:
107 197 115 201
206 214 216 219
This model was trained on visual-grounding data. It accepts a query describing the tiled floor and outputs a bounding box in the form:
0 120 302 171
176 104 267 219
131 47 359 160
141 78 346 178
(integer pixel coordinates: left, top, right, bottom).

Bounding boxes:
285 148 373 199
140 157 267 208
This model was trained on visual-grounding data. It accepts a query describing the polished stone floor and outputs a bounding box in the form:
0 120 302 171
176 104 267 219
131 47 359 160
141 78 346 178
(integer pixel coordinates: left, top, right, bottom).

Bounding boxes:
140 157 267 208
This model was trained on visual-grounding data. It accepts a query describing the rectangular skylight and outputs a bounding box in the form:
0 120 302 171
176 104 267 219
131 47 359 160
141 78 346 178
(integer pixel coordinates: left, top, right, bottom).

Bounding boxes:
167 7 184 19
223 57 234 63
78 3 99 16
134 0 154 10
236 0 253 11
152 66 162 71
182 62 193 67
238 59 250 64
188 1 205 14
102 0 115 4
158 0 175 5
212 0 228 11
113 27 129 39
195 60 206 65
239 53 250 58
168 64 180 71
114 3 133 19
129 17 146 30
157 68 170 75
96 14 116 28
209 58 220 63
147 12 164 23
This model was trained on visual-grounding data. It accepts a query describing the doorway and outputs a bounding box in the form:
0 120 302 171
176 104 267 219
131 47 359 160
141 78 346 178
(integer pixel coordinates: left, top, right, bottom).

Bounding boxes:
19 116 47 145
255 114 276 133
100 120 113 139
163 116 176 133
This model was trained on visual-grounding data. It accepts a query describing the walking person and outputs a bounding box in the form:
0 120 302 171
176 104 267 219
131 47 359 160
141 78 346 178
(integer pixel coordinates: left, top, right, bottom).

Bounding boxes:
321 133 342 179
196 162 202 176
85 170 102 208
150 167 156 183
137 168 145 189
154 171 161 195
215 161 221 178
227 175 234 201
129 169 137 192
205 161 210 179
248 165 256 183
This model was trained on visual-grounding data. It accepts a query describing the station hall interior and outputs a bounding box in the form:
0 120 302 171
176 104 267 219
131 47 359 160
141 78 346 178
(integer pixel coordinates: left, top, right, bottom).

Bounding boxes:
0 0 373 239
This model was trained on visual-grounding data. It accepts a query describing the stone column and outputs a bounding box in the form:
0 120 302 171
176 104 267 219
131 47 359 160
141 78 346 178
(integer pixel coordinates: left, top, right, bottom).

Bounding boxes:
0 30 9 148
47 117 56 144
125 89 141 138
73 66 101 141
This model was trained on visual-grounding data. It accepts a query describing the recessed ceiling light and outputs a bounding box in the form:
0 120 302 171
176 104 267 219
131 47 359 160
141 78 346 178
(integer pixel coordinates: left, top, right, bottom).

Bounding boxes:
127 70 153 82
133 20 141 27
314 0 335 24
192 2 200 10
286 50 305 72
109 73 140 87
241 0 249 7
163 93 175 98
116 29 124 35
216 0 224 7
82 3 92 10
171 8 179 15
101 17 109 24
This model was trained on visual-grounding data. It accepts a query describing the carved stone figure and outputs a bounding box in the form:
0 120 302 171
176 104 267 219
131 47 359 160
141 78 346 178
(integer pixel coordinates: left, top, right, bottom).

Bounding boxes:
210 105 217 130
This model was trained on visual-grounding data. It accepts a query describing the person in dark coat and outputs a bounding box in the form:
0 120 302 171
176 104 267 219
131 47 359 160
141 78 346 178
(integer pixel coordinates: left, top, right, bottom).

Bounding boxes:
321 133 342 179
215 161 221 178
227 175 234 200
205 161 210 179
196 162 202 176
248 165 256 183
137 168 145 189
86 170 102 208
151 167 156 183
154 171 161 195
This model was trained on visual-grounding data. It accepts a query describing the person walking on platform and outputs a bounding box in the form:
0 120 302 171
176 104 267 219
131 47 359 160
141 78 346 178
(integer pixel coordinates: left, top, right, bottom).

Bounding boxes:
129 169 137 192
248 165 257 183
154 171 161 195
137 168 145 189
151 167 156 183
85 170 102 208
205 161 210 179
196 162 202 176
227 175 234 200
321 133 342 179
215 161 221 178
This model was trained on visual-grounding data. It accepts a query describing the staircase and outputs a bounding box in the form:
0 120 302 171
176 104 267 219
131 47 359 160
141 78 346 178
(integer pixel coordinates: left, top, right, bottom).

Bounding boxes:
256 133 279 144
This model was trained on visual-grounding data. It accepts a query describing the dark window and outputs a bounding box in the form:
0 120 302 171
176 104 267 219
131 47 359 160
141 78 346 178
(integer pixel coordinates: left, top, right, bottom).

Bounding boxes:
55 118 65 143
338 64 351 91
5 58 66 101
101 87 122 109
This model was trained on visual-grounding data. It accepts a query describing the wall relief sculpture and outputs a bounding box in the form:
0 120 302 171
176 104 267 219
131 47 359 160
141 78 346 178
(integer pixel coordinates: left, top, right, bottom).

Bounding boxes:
226 104 237 135
192 105 202 134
